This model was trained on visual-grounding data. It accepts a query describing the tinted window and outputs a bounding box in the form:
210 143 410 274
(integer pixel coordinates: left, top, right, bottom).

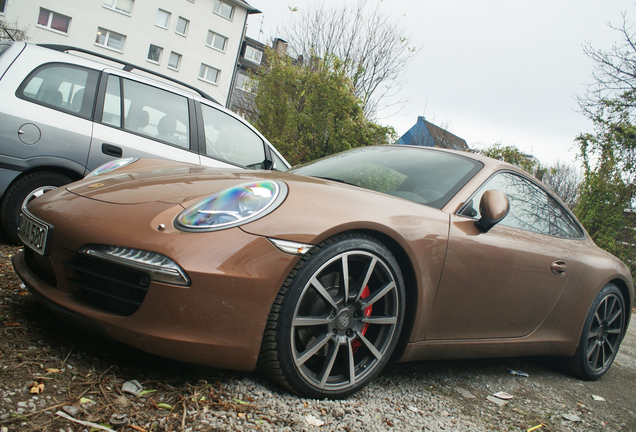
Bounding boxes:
17 64 98 119
461 172 584 238
548 196 584 238
291 146 483 209
101 76 190 149
200 103 265 168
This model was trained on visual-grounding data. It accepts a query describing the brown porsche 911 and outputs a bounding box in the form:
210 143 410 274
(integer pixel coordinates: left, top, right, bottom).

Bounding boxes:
12 145 634 399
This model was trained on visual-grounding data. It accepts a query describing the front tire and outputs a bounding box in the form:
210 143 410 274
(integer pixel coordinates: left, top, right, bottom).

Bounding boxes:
0 172 71 244
259 234 405 398
567 283 626 380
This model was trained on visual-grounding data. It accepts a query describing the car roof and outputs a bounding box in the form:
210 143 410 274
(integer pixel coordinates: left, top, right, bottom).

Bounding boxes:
29 43 219 104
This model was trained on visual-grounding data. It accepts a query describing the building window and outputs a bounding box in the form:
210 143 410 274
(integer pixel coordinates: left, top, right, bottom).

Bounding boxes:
155 9 171 28
199 64 220 84
168 52 182 70
103 0 133 15
175 16 189 36
95 27 126 52
244 46 263 65
0 0 7 14
236 72 256 92
206 31 228 52
37 8 71 34
147 44 163 63
212 0 233 20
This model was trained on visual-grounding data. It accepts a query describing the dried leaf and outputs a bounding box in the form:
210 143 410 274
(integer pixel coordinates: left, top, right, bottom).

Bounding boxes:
3 321 22 327
232 398 250 405
156 403 173 411
137 389 156 397
46 368 61 374
29 382 44 394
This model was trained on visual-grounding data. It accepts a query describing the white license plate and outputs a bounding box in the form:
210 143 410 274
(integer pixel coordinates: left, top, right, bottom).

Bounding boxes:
18 211 52 256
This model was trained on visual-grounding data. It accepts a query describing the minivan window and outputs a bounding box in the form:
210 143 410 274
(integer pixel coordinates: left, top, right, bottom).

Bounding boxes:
101 76 190 149
17 63 99 119
200 103 265 168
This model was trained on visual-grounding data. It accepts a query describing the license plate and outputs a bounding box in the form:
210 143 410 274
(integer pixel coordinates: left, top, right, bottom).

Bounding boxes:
18 210 52 256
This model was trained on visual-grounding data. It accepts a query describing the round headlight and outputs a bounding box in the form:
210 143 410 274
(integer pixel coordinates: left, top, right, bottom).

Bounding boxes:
175 180 287 232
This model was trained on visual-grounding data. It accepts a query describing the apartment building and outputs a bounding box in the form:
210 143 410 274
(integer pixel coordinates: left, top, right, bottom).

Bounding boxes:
0 0 259 106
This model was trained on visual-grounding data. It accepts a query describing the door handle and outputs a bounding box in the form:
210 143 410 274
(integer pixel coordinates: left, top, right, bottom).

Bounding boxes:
102 143 123 158
550 260 567 277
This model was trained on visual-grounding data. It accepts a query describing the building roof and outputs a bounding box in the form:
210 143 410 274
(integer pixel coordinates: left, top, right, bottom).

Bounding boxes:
397 116 469 151
233 0 261 14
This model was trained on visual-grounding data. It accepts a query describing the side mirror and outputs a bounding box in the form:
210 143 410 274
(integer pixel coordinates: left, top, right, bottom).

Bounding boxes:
474 190 509 233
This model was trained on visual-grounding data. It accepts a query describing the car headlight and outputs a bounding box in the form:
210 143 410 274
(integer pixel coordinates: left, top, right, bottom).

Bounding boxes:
175 180 287 232
85 158 139 178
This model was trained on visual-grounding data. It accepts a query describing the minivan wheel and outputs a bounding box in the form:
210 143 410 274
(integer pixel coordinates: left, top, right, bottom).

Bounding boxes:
0 172 72 244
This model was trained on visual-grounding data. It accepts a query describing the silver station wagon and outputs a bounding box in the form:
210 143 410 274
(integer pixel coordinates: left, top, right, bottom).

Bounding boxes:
0 42 288 243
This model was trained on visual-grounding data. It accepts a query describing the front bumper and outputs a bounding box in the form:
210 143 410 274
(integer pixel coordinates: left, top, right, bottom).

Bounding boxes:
12 205 299 371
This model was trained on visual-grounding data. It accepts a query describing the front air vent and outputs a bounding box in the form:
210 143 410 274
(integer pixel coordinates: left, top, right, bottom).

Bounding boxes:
66 255 150 316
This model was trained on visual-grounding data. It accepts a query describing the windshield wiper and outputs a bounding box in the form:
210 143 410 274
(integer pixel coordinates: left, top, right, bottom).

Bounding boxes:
313 176 359 187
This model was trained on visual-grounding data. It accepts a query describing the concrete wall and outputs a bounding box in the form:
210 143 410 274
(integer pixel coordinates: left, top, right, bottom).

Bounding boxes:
1 0 252 105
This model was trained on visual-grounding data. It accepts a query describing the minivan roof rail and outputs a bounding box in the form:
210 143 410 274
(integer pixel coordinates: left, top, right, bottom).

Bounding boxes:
38 44 219 104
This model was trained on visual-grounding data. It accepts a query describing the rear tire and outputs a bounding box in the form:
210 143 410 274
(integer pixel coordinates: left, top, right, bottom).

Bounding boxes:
565 284 626 380
259 233 405 399
0 172 71 244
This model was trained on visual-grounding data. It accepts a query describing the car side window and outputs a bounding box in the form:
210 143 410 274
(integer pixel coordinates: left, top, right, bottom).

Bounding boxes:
461 172 584 238
269 150 288 171
461 172 552 235
548 196 584 238
200 104 265 168
17 63 99 119
101 75 190 149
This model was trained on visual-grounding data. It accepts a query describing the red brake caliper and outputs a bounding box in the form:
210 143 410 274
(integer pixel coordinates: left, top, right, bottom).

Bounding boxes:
351 285 372 353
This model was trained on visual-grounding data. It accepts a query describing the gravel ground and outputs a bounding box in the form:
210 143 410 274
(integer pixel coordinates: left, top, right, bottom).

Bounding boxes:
1 240 635 432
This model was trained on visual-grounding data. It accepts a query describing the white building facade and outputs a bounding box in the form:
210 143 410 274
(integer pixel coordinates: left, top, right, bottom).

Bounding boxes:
0 0 259 106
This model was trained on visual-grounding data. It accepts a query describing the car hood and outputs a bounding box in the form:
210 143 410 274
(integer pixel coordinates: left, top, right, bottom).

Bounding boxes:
66 159 288 206
59 158 451 244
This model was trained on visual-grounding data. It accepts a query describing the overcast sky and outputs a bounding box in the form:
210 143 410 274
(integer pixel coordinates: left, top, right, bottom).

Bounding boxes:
244 0 634 166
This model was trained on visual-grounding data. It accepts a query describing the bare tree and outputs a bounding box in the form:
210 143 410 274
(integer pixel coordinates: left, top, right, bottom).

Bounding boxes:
543 161 583 209
578 12 636 116
278 0 418 119
0 19 28 41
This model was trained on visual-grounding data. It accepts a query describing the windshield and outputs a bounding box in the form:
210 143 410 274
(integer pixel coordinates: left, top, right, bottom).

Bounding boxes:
290 146 482 209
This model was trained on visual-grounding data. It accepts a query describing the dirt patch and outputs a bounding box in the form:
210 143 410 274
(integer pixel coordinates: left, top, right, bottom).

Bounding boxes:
1 240 636 431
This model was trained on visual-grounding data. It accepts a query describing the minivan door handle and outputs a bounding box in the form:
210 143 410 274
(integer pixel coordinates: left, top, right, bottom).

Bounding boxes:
550 260 567 277
102 143 123 158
